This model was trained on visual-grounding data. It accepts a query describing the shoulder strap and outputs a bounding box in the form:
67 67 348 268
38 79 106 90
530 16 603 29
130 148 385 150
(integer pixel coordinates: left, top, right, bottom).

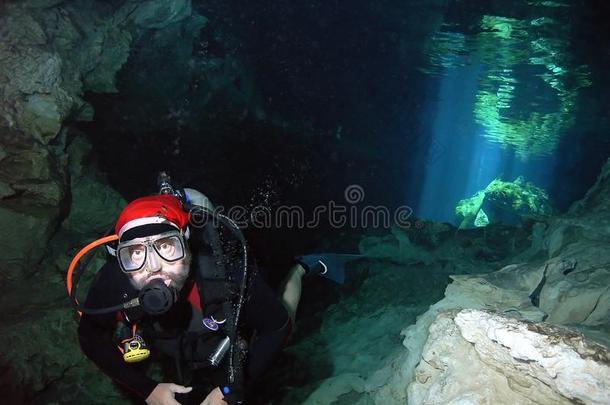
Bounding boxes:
194 220 248 399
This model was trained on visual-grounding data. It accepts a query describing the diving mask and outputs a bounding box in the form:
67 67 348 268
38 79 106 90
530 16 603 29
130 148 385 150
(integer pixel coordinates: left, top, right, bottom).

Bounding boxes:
117 230 186 273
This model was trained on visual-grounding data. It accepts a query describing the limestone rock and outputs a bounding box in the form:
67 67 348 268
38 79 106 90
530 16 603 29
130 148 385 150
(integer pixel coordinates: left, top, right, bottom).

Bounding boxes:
0 11 47 46
0 135 124 401
0 138 66 278
456 177 552 229
72 101 95 122
0 182 14 198
358 225 452 265
81 25 132 93
117 0 192 29
538 248 610 327
21 93 65 140
0 142 55 180
0 205 59 281
303 373 365 404
21 0 66 8
445 264 546 321
1 48 61 95
61 135 125 235
0 141 66 205
0 48 70 142
544 159 610 252
0 287 132 404
0 0 133 138
408 310 610 405
0 0 133 280
367 161 610 404
455 190 485 229
367 260 547 404
568 158 610 217
381 249 610 403
528 160 610 329
358 233 401 260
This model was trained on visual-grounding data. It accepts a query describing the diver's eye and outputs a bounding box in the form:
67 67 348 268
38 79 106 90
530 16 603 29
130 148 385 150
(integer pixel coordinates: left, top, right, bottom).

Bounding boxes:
130 248 145 260
158 242 174 254
155 237 177 256
154 236 183 261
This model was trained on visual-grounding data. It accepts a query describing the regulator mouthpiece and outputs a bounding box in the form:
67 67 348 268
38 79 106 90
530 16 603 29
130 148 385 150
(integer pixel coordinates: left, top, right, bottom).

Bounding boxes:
138 279 177 315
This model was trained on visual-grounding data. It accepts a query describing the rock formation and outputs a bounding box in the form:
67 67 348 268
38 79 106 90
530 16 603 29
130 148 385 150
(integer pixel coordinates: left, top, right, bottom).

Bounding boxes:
276 160 610 404
456 177 553 229
0 0 133 281
370 160 610 404
409 309 609 405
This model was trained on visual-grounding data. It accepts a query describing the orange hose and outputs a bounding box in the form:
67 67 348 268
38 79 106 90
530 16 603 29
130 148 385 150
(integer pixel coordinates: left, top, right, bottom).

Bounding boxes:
66 234 119 300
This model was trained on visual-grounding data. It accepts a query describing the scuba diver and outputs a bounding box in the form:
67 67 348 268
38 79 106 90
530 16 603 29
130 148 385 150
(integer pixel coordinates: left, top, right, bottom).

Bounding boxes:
68 173 361 405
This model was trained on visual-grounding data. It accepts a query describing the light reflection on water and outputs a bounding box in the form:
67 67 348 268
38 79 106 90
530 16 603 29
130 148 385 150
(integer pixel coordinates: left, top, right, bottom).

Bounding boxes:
420 1 591 158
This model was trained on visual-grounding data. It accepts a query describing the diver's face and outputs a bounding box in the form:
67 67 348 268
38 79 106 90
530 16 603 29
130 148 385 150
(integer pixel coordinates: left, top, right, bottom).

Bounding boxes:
120 234 192 291
126 251 191 291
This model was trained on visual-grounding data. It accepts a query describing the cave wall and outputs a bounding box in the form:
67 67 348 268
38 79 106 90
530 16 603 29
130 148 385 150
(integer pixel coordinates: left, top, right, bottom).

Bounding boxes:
0 0 131 282
0 0 262 282
0 1 258 402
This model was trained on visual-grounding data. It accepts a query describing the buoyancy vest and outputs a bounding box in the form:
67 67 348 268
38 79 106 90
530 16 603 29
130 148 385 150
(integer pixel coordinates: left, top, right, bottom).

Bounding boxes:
121 207 254 398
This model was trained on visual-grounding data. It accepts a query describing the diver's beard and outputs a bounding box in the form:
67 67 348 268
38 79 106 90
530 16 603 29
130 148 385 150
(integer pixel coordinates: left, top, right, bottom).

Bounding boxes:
129 255 192 291
148 272 188 289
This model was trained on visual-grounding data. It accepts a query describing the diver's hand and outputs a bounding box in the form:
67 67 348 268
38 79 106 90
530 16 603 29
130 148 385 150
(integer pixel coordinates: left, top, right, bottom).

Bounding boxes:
200 387 227 405
146 383 193 405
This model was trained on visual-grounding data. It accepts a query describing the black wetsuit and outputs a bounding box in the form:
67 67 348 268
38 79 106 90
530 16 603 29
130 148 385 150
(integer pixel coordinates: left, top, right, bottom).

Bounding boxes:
78 259 291 404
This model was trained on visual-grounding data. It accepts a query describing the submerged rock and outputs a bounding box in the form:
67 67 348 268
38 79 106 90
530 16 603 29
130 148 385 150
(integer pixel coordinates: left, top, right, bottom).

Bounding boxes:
0 0 133 279
455 190 486 228
456 177 553 229
117 0 193 29
291 161 610 404
365 161 610 404
408 309 610 405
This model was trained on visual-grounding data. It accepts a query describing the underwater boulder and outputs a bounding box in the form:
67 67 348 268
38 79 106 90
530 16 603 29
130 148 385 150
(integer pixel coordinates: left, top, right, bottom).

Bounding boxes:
547 157 610 245
456 177 553 228
455 190 486 229
483 177 553 224
408 309 610 405
117 0 193 30
383 243 610 403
